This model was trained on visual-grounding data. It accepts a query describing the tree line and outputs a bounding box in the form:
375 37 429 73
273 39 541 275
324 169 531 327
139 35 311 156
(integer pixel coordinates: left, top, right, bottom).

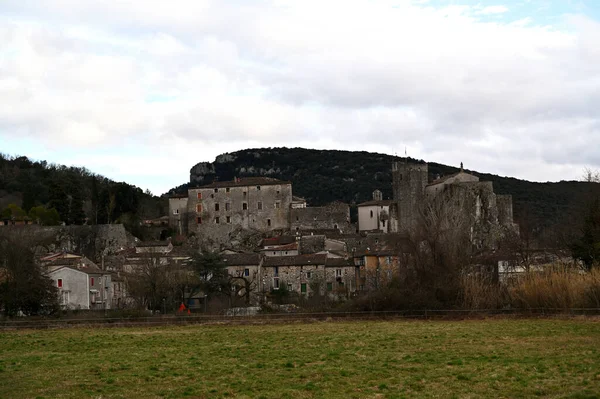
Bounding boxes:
0 154 166 234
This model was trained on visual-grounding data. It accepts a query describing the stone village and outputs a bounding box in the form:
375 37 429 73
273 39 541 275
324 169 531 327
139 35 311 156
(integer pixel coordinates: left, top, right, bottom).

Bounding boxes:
28 159 521 311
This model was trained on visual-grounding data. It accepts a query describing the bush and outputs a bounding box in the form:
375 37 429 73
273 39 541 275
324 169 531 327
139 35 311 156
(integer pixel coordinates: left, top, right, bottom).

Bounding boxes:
509 267 600 309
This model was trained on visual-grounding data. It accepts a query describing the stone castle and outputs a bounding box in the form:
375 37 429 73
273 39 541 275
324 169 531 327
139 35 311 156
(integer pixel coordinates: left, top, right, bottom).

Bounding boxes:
170 160 516 248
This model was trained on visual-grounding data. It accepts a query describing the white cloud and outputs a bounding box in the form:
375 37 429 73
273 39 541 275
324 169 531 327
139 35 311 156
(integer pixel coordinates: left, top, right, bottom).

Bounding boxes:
0 1 599 195
476 5 509 15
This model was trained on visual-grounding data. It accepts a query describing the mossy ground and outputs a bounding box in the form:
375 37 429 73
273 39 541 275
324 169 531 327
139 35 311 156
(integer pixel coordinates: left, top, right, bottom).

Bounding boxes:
0 319 599 398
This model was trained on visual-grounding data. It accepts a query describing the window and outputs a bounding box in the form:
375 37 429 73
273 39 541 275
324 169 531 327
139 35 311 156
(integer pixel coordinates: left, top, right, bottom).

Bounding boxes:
382 220 386 227
276 190 280 195
258 201 262 210
273 252 276 255
387 256 393 264
215 203 220 211
273 278 280 289
197 216 202 224
210 194 214 198
243 191 247 198
267 219 271 227
57 279 63 288
214 188 218 193
256 185 261 190
301 283 307 294
327 282 333 291
275 201 280 209
287 283 293 291
226 216 231 224
334 224 338 230
226 187 230 193
197 192 202 200
196 204 202 213
173 209 179 215
370 210 373 218
336 269 342 277
274 266 279 277
244 268 250 277
296 216 299 221
90 277 95 286
243 203 248 210
215 217 220 224
225 203 231 211
399 174 403 181
306 271 312 279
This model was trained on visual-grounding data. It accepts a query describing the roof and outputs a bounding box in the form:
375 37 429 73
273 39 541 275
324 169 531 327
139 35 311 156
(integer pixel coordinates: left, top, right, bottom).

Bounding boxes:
263 254 328 267
136 241 171 248
221 253 262 266
195 177 291 189
261 236 296 247
292 196 306 202
325 258 354 267
261 242 298 251
357 200 394 207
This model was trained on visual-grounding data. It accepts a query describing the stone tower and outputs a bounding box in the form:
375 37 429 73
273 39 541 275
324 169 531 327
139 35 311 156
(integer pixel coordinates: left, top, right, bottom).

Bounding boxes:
392 161 428 232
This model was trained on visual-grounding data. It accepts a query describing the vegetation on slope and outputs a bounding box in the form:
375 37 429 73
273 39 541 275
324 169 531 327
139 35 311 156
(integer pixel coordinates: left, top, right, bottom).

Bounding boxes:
0 154 166 235
170 147 598 230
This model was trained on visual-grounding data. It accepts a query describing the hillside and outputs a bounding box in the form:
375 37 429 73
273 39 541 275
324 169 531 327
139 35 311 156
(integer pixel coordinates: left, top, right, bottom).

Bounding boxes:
169 147 598 229
0 154 166 235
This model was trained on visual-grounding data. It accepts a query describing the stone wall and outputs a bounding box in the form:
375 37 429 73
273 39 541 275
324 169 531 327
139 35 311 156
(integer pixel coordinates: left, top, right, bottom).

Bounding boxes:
1 224 137 263
290 202 352 233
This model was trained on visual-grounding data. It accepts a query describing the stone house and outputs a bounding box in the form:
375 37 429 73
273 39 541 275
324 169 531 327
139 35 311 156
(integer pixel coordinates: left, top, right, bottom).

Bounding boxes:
169 177 293 245
261 254 356 297
221 253 263 304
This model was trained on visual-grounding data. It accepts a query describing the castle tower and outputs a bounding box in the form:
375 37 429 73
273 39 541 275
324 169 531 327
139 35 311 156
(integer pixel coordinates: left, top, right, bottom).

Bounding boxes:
391 161 428 232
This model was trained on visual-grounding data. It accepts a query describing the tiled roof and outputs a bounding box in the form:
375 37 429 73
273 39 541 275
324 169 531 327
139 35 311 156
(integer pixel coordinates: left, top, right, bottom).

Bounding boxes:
261 236 296 247
195 177 291 189
263 254 327 267
325 258 354 267
357 200 394 207
261 242 298 251
221 253 262 266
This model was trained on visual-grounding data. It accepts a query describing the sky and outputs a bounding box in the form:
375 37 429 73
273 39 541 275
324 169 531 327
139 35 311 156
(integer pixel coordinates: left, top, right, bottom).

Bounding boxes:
1 1 599 195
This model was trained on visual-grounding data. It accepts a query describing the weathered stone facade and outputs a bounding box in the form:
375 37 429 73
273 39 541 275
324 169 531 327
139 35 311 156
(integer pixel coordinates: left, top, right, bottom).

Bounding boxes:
290 202 352 233
389 161 516 249
170 177 293 247
391 161 428 232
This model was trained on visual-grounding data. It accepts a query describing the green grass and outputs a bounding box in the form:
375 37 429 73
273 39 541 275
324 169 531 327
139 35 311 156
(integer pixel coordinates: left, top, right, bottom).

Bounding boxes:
0 319 599 398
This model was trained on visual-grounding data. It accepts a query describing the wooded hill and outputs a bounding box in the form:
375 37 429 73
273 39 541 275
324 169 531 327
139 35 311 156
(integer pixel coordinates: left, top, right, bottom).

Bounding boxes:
170 147 598 230
0 153 166 235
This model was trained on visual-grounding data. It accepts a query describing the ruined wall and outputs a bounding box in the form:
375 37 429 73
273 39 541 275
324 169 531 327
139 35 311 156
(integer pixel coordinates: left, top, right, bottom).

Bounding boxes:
392 162 428 233
1 224 137 263
290 202 352 233
496 194 514 227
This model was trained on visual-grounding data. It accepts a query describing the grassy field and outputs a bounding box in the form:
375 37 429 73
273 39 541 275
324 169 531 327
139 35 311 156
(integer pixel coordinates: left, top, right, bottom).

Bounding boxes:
0 319 599 398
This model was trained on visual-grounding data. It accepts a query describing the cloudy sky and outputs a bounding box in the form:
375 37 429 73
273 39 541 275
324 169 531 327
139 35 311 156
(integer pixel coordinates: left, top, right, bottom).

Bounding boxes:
1 1 599 195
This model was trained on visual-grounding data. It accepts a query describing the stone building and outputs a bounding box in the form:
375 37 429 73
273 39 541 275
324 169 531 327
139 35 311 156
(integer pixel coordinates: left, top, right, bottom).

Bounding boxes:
290 201 352 233
169 177 293 245
261 254 356 297
389 161 516 249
